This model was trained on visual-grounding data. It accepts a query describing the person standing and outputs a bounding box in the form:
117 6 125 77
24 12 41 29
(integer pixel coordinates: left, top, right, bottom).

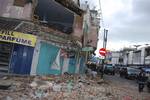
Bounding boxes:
138 69 146 92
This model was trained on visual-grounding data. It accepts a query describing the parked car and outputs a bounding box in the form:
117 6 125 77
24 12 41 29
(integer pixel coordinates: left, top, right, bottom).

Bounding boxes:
126 67 141 79
120 67 140 79
114 65 121 74
104 65 115 75
142 68 150 78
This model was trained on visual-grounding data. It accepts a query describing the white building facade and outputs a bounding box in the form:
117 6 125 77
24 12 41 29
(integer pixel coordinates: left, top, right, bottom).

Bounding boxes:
122 46 150 67
106 51 122 65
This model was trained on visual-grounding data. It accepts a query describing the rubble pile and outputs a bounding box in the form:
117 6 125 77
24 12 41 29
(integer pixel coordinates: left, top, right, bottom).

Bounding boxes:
0 75 116 100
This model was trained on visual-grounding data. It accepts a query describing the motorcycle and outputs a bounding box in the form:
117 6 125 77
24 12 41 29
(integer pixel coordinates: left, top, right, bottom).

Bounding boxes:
139 82 145 92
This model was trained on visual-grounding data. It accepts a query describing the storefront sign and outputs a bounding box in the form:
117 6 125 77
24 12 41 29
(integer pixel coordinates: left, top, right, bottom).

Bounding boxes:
82 47 94 51
0 30 36 47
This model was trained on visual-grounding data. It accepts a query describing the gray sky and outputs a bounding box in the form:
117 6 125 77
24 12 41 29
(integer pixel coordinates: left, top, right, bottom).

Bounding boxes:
81 0 150 53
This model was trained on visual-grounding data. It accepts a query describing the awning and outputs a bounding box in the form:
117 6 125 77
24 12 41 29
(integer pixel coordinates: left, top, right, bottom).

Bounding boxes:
0 17 21 30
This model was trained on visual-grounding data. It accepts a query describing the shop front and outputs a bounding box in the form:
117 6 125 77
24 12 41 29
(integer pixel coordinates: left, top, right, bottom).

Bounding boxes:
36 41 61 75
0 30 36 74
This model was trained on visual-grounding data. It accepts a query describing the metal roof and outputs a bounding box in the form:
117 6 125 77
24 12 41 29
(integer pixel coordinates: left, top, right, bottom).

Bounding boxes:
0 17 21 30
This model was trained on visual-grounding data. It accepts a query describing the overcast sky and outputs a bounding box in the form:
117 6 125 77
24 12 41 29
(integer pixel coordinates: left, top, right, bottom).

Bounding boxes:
81 0 150 54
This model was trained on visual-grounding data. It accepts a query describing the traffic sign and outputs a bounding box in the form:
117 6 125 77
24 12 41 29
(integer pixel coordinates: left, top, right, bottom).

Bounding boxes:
99 48 107 56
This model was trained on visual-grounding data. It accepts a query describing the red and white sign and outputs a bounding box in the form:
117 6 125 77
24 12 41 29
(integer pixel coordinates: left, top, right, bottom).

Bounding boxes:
99 48 107 56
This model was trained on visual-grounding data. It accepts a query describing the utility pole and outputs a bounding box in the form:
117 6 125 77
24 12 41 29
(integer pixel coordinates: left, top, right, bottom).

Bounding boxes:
101 29 108 78
98 0 109 78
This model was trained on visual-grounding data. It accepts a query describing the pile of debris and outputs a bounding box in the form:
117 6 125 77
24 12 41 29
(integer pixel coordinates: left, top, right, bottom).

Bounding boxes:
0 75 116 100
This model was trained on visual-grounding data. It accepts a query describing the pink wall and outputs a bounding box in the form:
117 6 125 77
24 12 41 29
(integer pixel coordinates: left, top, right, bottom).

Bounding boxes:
88 26 98 48
72 15 84 42
0 0 32 20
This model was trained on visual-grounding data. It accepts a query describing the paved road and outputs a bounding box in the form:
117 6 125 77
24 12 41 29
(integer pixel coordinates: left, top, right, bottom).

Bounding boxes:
103 74 150 100
104 74 138 91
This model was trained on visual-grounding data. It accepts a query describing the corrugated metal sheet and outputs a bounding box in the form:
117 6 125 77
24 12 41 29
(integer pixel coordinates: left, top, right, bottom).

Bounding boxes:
68 58 76 74
79 57 85 74
0 16 21 30
10 44 34 74
36 42 60 75
0 42 13 73
62 58 69 74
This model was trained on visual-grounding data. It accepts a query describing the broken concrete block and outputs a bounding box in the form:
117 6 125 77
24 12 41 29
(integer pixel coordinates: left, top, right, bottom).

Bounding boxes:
52 84 62 92
0 80 12 90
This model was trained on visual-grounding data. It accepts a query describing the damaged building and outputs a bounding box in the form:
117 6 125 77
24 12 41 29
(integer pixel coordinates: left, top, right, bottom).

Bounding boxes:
0 0 100 75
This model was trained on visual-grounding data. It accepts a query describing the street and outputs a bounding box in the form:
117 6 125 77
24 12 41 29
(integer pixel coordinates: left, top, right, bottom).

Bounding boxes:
104 74 150 100
0 74 150 100
1 0 150 100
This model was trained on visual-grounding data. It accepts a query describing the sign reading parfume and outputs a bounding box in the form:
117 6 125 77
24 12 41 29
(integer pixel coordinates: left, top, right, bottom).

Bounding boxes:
0 30 37 47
